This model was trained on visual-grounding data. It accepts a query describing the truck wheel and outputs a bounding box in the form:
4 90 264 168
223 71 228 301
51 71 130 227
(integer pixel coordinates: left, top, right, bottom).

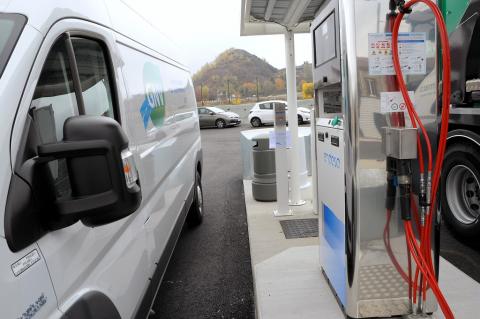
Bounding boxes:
441 142 480 238
298 115 304 125
187 171 204 226
250 117 262 127
215 119 226 129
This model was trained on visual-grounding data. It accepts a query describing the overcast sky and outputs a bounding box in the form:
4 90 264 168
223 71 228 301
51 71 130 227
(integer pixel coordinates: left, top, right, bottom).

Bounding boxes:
124 0 312 73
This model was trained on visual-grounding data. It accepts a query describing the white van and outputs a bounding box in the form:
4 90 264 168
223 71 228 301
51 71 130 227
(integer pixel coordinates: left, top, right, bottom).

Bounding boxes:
0 1 203 318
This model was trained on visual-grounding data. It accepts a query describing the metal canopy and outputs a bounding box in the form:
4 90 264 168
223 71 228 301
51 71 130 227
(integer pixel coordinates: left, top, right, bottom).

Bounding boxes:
241 0 325 36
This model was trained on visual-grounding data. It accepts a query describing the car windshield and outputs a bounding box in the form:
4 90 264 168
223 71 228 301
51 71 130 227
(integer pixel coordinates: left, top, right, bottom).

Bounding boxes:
208 107 225 113
0 14 27 78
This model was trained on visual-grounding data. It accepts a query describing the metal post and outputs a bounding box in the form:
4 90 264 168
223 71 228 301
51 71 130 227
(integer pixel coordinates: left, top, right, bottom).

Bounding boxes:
256 77 259 102
284 30 305 206
227 79 231 104
200 84 204 106
274 102 292 217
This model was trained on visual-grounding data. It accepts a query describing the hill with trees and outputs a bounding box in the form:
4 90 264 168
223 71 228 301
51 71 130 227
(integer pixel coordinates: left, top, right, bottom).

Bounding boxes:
192 48 312 102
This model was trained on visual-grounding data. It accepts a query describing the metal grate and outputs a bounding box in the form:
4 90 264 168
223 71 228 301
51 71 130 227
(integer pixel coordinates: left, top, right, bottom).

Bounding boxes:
279 218 318 239
357 264 410 318
358 264 409 300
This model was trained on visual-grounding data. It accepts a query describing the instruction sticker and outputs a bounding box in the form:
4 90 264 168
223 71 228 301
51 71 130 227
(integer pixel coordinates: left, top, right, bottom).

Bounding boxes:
11 249 41 276
380 91 415 113
368 32 426 76
269 131 291 149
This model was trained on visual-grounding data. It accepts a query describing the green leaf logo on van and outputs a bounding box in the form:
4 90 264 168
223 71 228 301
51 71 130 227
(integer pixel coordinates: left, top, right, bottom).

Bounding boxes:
140 62 165 129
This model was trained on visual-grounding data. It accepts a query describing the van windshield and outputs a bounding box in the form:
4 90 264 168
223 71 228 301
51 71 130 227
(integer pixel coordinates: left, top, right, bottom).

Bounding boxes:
0 13 27 78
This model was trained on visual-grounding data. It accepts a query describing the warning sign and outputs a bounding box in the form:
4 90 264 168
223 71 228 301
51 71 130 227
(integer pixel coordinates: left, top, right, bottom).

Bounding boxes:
368 32 426 76
380 91 415 114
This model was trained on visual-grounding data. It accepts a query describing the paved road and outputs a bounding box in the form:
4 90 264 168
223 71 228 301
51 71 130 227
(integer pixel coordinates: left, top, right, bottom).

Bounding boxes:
152 125 255 319
441 224 480 283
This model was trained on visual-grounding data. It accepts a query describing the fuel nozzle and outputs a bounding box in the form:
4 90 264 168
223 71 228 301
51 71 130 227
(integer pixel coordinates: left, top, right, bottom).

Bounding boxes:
391 0 412 14
397 159 413 221
382 127 418 219
385 157 397 211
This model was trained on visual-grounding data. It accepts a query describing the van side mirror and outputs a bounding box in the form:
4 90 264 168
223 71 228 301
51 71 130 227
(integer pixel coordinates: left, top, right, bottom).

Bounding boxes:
209 111 215 115
5 116 141 252
38 116 141 227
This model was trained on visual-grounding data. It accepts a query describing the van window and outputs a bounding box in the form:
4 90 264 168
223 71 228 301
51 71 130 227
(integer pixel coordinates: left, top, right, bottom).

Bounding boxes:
71 38 115 119
31 38 78 197
31 39 78 143
0 14 26 78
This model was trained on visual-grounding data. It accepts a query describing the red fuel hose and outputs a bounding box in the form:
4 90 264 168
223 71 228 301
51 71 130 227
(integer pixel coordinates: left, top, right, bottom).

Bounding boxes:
405 222 454 318
391 0 452 318
384 210 410 283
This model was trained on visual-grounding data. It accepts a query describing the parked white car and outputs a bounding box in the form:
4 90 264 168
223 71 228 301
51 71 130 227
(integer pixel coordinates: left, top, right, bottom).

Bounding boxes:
0 1 203 318
247 100 311 127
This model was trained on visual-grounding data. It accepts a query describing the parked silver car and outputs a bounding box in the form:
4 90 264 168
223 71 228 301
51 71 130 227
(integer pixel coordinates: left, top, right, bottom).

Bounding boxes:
198 107 241 128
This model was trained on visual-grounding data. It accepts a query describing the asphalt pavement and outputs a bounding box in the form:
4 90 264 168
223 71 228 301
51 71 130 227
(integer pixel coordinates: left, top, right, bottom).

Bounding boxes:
441 224 480 283
152 124 255 319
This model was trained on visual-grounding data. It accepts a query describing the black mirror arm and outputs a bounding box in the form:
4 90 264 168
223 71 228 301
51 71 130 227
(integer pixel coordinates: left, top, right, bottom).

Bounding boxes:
36 139 119 220
55 190 118 219
37 140 111 161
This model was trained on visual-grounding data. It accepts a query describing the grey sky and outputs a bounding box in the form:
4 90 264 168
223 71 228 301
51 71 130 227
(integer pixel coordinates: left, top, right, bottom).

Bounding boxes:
125 0 312 73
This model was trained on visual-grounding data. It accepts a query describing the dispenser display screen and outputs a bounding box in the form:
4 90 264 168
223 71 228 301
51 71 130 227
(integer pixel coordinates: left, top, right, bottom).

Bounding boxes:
314 11 336 67
323 91 341 114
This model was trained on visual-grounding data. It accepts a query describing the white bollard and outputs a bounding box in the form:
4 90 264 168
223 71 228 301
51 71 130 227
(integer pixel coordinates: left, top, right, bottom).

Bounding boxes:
284 30 305 207
273 102 292 217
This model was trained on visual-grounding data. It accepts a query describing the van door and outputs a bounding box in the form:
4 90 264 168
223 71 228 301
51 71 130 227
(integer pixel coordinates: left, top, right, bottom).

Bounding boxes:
114 36 189 273
9 20 150 319
0 240 61 319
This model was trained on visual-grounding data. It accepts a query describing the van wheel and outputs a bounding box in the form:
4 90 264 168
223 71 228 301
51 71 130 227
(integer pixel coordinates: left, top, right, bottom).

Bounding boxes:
187 171 204 226
441 142 480 239
216 119 226 129
250 117 262 127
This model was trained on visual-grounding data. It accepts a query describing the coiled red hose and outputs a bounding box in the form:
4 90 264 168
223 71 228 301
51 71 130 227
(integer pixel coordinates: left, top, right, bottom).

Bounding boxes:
391 0 453 318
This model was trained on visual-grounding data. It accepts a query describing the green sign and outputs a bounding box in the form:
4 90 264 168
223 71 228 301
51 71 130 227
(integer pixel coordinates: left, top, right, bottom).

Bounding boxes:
140 62 166 128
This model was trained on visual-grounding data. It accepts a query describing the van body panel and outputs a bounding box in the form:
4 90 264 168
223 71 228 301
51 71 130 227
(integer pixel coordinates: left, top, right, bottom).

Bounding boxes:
2 2 201 318
0 239 58 318
4 0 111 36
103 0 186 71
116 34 200 275
8 19 150 318
133 184 195 319
3 0 184 71
0 25 42 238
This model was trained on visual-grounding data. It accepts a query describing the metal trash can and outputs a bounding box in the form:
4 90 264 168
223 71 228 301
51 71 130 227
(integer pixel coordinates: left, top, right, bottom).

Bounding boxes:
252 135 276 201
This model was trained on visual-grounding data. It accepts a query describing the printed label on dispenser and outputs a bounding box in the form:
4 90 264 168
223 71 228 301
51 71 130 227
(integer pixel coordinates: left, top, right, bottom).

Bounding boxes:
368 32 426 76
380 91 415 113
269 130 291 149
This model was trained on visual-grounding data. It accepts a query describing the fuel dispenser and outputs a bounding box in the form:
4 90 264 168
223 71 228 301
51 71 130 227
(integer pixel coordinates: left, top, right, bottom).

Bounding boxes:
312 0 453 318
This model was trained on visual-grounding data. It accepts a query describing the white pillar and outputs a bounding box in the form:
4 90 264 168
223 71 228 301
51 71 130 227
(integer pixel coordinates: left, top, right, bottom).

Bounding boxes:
284 30 305 206
273 103 292 217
